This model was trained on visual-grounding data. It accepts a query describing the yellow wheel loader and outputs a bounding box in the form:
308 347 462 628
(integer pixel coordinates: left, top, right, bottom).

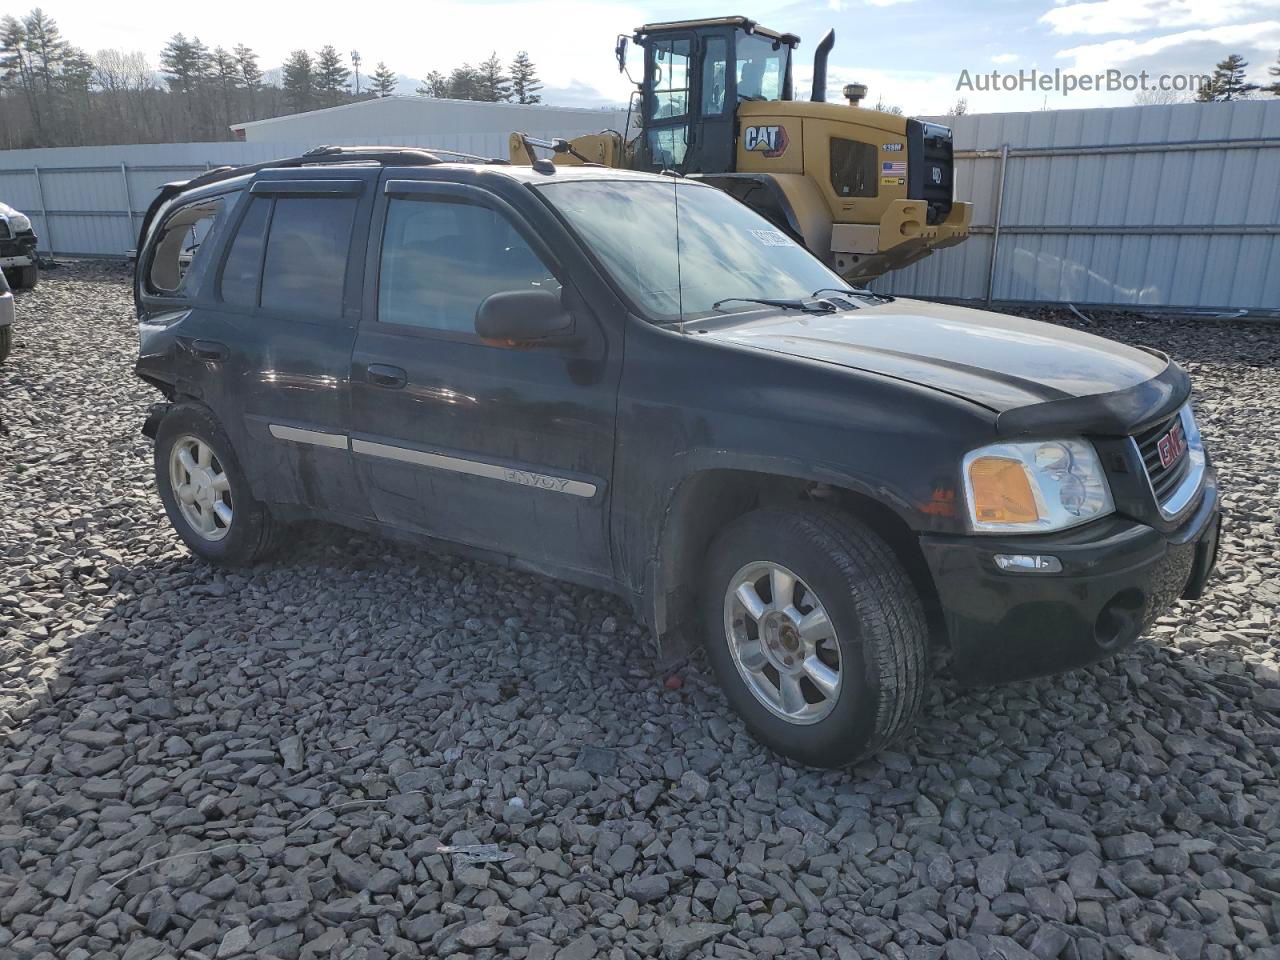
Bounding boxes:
510 16 972 285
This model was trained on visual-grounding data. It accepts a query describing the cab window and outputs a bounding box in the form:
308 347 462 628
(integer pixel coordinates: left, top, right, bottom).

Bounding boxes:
650 38 691 118
147 196 226 296
701 37 728 115
736 34 786 101
377 198 561 334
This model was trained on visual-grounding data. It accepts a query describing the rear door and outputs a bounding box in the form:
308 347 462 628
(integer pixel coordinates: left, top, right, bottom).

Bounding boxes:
191 170 377 516
348 173 620 578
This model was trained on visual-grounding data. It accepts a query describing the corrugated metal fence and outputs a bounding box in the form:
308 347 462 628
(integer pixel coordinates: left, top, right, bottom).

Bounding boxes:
3 101 1278 310
0 130 608 258
877 99 1280 312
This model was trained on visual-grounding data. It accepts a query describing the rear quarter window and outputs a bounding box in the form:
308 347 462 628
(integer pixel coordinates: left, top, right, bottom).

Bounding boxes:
146 196 228 296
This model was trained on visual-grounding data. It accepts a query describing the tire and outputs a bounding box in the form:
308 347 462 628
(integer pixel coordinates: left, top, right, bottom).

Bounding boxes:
702 505 928 768
0 326 10 363
14 264 37 289
154 403 280 566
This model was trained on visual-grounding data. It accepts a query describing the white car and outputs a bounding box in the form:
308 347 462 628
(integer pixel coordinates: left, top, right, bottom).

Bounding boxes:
0 200 39 289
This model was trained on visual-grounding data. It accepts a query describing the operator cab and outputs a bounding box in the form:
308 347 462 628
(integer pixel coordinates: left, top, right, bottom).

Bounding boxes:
622 17 799 174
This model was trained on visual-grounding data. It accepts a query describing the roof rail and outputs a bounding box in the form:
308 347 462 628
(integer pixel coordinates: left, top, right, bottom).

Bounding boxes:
174 143 508 196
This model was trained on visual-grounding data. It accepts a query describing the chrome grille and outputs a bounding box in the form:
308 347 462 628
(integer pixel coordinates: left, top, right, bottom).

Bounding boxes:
1135 412 1190 505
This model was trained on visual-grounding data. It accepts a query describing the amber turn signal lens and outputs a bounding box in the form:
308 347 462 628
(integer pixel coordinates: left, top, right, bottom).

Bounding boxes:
968 457 1040 525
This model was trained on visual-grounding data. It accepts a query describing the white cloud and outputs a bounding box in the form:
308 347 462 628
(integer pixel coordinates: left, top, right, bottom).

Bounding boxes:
1041 0 1277 36
991 53 1020 64
1056 19 1280 71
863 0 918 7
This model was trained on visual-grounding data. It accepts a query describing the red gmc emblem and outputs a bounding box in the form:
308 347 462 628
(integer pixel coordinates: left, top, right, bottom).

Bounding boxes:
1157 421 1187 469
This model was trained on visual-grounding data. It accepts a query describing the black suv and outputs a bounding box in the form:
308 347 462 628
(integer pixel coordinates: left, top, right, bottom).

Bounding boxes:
134 146 1219 767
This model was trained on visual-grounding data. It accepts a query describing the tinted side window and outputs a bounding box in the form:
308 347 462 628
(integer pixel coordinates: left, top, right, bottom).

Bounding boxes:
147 196 225 296
219 196 271 307
260 196 358 321
378 198 561 333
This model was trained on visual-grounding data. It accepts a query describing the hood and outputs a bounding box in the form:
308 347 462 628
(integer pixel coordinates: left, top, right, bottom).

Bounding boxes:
701 298 1170 416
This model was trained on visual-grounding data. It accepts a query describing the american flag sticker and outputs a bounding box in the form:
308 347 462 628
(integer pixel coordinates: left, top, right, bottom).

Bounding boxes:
882 160 906 175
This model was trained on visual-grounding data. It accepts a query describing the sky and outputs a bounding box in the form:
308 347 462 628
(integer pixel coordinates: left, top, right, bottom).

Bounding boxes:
22 0 1280 115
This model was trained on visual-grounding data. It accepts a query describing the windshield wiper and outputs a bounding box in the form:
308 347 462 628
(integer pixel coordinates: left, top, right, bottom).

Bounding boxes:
810 286 894 304
712 297 836 314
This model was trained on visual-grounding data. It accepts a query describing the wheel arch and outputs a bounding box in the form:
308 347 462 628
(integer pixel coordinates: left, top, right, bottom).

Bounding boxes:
644 464 943 654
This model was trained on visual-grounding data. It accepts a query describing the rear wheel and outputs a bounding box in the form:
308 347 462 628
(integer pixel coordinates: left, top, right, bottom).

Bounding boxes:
154 404 280 565
0 326 10 363
702 506 929 767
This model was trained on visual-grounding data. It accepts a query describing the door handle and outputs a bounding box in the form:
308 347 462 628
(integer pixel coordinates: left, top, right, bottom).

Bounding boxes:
188 339 229 362
366 363 408 388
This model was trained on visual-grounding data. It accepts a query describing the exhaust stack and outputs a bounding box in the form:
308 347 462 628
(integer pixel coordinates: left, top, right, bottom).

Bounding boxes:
810 29 835 102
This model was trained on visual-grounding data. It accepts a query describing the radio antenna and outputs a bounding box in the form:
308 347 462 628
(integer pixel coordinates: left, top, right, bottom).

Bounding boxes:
671 170 685 334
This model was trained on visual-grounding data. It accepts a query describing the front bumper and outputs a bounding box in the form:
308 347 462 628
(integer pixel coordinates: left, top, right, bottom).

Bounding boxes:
921 468 1220 685
1 232 38 268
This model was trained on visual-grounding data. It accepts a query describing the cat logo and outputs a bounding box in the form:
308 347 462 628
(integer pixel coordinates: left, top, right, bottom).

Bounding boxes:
742 125 789 159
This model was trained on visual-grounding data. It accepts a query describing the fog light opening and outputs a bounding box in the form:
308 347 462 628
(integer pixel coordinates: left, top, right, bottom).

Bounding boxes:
1094 589 1145 650
993 553 1062 573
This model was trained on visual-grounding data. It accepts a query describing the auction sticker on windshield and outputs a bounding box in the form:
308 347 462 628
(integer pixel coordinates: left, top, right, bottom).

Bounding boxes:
751 228 793 247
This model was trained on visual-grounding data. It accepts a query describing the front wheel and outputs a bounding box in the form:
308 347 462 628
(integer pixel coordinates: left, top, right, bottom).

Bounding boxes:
12 264 37 289
154 404 280 565
702 506 929 768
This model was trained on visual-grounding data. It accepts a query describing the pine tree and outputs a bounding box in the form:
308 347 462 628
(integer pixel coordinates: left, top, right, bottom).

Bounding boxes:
371 60 396 97
510 50 541 104
1196 54 1259 101
447 64 482 100
416 69 447 98
159 34 199 95
313 45 350 106
211 46 239 128
350 49 361 96
21 8 68 93
1266 49 1279 96
1 15 43 137
476 51 510 102
282 48 315 113
234 43 261 114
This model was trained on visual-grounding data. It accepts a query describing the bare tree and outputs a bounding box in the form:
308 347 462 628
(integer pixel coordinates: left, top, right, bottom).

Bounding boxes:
1133 87 1189 106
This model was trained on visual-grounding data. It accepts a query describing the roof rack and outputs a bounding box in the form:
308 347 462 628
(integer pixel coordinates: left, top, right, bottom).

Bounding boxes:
177 144 507 194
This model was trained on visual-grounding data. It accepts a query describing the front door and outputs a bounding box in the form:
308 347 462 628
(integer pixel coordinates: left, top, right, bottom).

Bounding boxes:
348 174 619 578
642 32 696 172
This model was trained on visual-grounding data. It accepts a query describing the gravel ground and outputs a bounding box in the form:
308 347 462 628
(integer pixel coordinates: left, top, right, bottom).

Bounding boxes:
1 261 1278 960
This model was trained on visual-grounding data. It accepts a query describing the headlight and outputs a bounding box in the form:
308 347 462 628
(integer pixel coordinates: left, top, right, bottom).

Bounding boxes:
963 438 1114 533
8 213 30 233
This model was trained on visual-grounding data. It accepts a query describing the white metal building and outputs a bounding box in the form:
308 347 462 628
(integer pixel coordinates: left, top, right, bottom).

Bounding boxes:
229 96 628 147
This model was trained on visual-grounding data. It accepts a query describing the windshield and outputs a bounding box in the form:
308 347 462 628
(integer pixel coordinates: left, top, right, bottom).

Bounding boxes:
536 179 846 321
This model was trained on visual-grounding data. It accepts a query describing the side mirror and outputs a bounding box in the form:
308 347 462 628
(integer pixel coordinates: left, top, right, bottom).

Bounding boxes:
615 36 629 74
475 289 572 343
